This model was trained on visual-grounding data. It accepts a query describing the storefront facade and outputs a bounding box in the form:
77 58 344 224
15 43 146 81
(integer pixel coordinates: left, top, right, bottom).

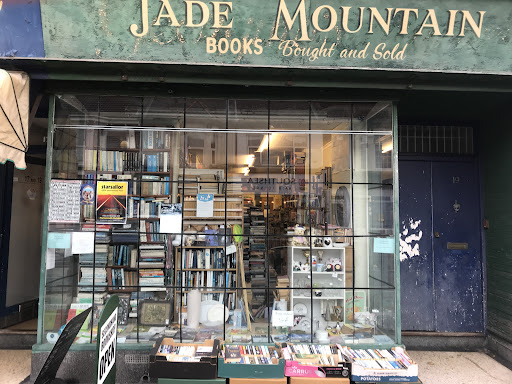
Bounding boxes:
1 0 511 381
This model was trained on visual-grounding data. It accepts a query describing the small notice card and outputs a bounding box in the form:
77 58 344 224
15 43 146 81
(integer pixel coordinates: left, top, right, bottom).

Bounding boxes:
196 194 214 217
72 232 95 254
49 180 81 223
373 238 395 254
271 310 294 327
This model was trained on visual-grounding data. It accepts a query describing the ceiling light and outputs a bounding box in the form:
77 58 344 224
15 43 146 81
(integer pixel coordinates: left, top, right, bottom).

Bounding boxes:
256 134 271 152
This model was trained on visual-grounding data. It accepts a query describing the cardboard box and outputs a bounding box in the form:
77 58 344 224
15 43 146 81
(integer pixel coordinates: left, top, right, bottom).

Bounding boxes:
217 343 285 378
347 347 419 383
150 338 220 379
228 379 287 384
289 377 350 384
282 344 351 378
158 380 226 384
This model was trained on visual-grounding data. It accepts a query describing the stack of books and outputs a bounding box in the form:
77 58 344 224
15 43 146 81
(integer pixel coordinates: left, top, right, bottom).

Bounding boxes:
139 269 165 289
139 244 166 268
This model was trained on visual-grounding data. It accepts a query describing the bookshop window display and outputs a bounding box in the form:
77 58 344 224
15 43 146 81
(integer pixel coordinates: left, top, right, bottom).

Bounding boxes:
43 96 396 346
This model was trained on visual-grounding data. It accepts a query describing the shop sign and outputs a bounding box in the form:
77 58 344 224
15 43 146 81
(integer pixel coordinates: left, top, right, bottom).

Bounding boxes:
36 0 511 74
95 295 119 384
242 174 311 194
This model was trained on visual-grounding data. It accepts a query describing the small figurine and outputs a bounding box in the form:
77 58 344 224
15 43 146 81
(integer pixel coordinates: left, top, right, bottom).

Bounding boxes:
292 224 309 247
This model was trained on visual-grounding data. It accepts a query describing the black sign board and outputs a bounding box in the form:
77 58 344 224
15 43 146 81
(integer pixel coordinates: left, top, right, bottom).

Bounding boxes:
34 307 92 384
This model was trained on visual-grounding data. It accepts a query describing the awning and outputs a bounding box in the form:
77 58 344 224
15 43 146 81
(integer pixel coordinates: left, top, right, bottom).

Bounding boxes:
0 69 29 170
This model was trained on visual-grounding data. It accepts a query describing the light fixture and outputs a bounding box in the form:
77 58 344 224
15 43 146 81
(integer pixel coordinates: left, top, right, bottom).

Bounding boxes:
379 136 393 153
381 140 393 153
256 134 271 152
243 167 250 176
246 154 255 167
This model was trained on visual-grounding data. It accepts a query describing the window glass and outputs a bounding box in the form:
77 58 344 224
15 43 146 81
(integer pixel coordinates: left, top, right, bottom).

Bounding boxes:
44 97 396 346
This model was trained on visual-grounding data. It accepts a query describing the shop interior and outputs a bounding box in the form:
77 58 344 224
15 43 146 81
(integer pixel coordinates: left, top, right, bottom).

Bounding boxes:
43 96 396 345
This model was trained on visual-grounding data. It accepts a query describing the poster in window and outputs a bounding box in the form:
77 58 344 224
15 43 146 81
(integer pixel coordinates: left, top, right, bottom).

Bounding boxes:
196 193 214 217
96 181 127 224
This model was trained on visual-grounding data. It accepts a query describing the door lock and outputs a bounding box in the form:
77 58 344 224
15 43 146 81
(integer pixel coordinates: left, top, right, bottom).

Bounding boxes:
435 232 440 238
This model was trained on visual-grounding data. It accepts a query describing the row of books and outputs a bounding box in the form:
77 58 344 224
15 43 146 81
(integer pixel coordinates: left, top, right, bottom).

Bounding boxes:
223 344 279 364
128 197 170 218
110 245 137 266
110 269 137 288
157 345 214 362
84 150 140 172
140 175 171 195
180 249 236 270
142 131 172 150
340 347 414 370
139 220 164 243
144 153 170 172
83 150 172 173
177 270 236 289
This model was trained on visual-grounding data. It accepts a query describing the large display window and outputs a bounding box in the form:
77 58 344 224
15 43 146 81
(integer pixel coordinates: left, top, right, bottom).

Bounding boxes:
42 95 396 346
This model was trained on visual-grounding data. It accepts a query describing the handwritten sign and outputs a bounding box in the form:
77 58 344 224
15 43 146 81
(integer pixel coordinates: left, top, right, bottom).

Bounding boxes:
272 310 294 327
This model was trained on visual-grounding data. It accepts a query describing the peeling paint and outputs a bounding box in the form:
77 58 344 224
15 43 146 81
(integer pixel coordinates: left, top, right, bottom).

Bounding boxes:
400 218 423 261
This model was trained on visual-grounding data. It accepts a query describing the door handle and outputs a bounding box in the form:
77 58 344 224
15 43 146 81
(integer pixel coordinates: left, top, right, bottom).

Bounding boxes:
435 232 440 238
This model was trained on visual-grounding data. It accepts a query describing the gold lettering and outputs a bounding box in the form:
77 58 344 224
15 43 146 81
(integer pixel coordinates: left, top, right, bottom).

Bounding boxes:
211 2 233 29
218 38 229 53
312 5 337 33
253 39 263 55
359 42 370 58
130 0 149 37
459 10 486 38
396 43 408 60
393 8 419 35
416 9 442 36
270 0 310 41
446 10 458 36
185 0 210 27
368 7 393 35
279 40 296 56
341 6 365 34
206 37 216 53
154 0 179 26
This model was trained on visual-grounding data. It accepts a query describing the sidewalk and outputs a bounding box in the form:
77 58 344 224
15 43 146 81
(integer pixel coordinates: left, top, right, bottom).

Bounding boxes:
408 351 512 384
0 349 510 383
0 349 31 383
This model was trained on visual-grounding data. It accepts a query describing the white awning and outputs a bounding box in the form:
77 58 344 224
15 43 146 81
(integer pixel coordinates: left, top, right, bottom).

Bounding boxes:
0 70 29 170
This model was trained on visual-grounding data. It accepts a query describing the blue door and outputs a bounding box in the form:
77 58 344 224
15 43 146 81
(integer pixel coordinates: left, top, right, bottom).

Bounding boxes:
400 160 484 332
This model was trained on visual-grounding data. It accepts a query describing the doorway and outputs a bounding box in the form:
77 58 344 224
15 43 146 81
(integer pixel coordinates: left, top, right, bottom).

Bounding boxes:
399 158 484 333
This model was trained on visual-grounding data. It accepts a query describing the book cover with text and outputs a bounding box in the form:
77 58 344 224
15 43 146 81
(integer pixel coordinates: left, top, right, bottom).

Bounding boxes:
96 181 128 224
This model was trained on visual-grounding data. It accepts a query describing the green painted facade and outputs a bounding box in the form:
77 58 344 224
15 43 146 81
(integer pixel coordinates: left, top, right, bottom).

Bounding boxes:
39 0 512 74
483 117 512 343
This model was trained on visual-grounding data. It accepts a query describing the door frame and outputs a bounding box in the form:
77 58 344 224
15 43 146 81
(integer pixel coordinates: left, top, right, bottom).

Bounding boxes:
0 162 17 321
399 153 487 334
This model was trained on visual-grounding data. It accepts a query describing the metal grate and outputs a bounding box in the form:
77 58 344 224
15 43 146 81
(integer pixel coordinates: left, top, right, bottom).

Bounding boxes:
125 354 150 365
399 125 474 155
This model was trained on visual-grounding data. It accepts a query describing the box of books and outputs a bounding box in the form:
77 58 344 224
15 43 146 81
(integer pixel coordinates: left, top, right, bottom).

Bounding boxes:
289 378 350 384
229 379 287 384
282 343 350 379
340 346 419 383
149 338 220 379
217 343 285 378
157 379 226 384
